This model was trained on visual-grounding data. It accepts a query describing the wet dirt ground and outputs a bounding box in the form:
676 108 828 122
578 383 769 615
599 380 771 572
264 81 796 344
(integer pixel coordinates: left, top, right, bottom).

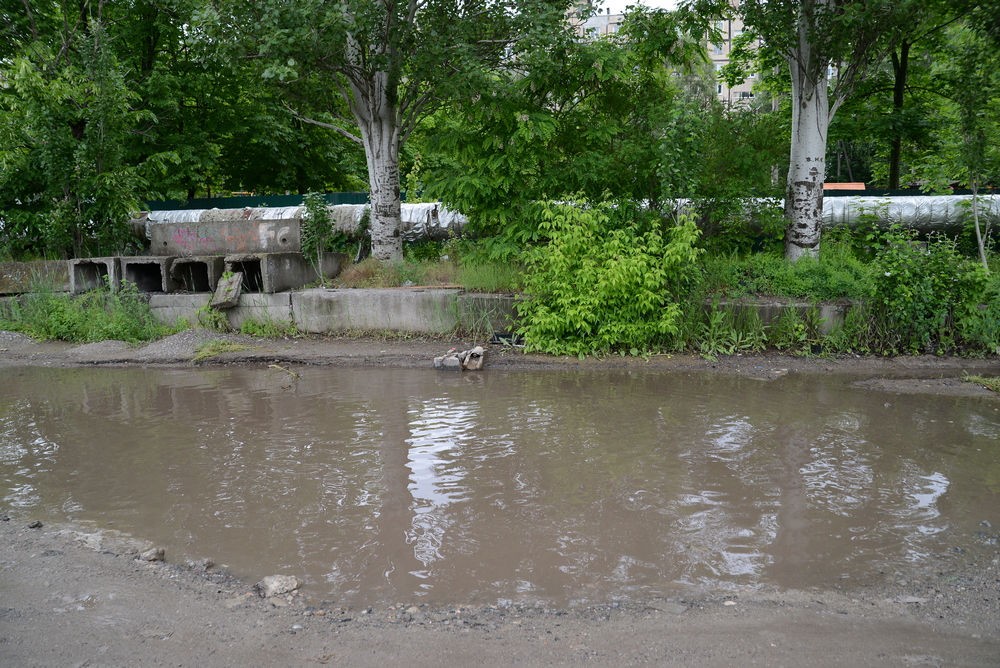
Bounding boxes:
1 330 999 667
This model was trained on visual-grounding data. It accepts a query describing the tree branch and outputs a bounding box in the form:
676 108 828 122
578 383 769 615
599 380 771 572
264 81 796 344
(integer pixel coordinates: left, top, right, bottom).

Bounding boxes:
282 101 363 145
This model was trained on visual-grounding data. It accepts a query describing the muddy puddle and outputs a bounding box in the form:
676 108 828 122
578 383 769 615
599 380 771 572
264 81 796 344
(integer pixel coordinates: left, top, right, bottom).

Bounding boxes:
1 365 998 608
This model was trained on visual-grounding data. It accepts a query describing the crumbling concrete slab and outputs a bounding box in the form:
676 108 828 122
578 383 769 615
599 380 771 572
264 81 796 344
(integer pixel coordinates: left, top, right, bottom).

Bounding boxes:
211 272 243 309
170 256 226 292
120 257 179 293
70 258 121 293
0 261 71 294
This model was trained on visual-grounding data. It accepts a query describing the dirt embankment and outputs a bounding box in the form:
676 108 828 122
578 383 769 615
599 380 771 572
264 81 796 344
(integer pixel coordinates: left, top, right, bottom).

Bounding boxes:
2 330 999 667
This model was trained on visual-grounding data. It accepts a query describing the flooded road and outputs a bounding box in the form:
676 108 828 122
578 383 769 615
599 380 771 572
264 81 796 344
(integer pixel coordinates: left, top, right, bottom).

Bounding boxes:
1 366 997 608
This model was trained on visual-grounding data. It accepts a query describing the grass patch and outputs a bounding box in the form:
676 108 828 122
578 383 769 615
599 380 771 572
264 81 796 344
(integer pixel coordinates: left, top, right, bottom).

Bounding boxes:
700 243 872 302
963 374 1000 392
333 257 520 292
241 318 298 338
0 284 170 343
191 340 257 363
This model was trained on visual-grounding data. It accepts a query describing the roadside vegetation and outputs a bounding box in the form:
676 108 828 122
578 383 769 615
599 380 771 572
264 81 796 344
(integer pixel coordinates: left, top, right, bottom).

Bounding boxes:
0 284 171 344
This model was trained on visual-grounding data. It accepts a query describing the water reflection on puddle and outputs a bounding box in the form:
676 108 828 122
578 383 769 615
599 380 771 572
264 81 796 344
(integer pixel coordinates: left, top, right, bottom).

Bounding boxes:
1 366 997 607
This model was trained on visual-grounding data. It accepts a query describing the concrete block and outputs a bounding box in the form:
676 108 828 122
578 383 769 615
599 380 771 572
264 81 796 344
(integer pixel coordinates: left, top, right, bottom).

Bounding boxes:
211 272 243 309
225 252 346 294
292 288 462 334
149 293 211 326
0 260 71 294
170 256 226 292
70 258 121 293
457 293 519 333
712 300 850 336
121 256 179 293
228 293 293 329
151 219 301 257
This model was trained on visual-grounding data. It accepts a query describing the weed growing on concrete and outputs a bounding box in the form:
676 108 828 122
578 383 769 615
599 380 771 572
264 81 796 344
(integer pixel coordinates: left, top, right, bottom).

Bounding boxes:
241 318 298 338
195 304 231 332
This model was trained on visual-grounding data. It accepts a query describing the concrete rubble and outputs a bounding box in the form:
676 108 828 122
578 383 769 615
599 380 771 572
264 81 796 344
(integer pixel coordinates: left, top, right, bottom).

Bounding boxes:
434 346 488 371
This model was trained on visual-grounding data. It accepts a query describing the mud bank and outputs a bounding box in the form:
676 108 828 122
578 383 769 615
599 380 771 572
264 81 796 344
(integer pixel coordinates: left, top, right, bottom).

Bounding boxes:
3 328 1000 389
2 515 999 668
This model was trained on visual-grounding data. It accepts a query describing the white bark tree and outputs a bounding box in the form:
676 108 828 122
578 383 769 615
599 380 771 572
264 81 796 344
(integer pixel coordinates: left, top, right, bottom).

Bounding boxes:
201 0 571 262
712 0 904 260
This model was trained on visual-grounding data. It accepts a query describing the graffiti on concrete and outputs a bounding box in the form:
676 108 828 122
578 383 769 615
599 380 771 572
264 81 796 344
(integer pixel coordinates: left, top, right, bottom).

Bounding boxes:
156 220 295 256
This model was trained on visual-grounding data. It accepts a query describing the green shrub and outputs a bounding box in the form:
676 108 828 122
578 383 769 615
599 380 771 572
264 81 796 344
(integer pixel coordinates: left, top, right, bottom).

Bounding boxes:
869 229 986 354
516 199 702 356
0 283 169 343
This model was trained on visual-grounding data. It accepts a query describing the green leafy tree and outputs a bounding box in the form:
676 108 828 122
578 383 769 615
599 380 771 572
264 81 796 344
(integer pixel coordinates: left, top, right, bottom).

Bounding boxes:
198 0 574 262
712 0 907 261
1 5 147 258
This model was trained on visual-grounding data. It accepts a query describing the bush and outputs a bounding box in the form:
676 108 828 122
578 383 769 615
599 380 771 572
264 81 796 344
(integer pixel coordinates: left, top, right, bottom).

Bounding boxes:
0 283 169 343
868 229 986 354
516 199 702 356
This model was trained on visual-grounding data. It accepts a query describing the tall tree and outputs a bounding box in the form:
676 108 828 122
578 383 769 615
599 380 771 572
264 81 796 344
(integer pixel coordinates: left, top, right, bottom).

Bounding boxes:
707 0 904 260
199 0 573 262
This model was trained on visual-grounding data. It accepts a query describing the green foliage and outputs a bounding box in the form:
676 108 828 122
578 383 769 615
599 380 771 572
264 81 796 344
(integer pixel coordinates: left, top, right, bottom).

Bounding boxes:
240 318 298 338
692 304 768 359
195 305 231 332
700 243 872 301
424 23 698 243
0 284 169 343
516 199 703 356
300 192 349 285
868 228 986 354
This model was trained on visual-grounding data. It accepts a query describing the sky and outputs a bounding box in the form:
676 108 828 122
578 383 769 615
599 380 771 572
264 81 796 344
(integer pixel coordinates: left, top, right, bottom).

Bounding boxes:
597 0 679 15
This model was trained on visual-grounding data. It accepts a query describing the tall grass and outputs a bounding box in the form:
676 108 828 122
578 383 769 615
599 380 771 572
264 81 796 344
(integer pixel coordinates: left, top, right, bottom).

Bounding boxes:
0 284 170 343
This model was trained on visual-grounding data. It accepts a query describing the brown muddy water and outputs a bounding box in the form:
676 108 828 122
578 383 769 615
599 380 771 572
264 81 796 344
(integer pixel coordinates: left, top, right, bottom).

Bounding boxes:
1 365 998 608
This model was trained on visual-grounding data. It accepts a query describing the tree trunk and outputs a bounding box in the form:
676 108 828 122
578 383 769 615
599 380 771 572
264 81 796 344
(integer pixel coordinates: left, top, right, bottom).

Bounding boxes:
348 61 404 262
887 42 910 190
784 57 830 262
971 176 989 274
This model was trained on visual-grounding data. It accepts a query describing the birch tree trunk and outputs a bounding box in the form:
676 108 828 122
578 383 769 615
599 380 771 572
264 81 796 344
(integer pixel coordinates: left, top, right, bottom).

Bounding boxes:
350 69 404 263
783 3 831 262
784 69 829 261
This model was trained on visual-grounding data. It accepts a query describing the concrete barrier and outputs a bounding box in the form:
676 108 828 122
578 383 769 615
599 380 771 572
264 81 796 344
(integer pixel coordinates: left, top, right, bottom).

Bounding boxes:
149 293 211 326
148 288 517 335
292 288 463 334
227 293 293 329
0 261 71 294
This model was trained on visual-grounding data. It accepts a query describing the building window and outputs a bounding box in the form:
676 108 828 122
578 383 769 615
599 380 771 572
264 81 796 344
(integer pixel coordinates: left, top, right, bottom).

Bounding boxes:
712 43 724 55
717 83 723 94
738 91 754 99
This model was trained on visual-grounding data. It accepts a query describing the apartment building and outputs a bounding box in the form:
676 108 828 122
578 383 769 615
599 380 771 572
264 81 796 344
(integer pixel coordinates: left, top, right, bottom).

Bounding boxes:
708 16 757 104
575 4 757 104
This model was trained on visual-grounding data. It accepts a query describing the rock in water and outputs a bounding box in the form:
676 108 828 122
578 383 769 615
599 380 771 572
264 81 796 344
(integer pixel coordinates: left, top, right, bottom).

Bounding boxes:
463 346 487 371
140 547 166 562
433 346 488 371
256 575 303 598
